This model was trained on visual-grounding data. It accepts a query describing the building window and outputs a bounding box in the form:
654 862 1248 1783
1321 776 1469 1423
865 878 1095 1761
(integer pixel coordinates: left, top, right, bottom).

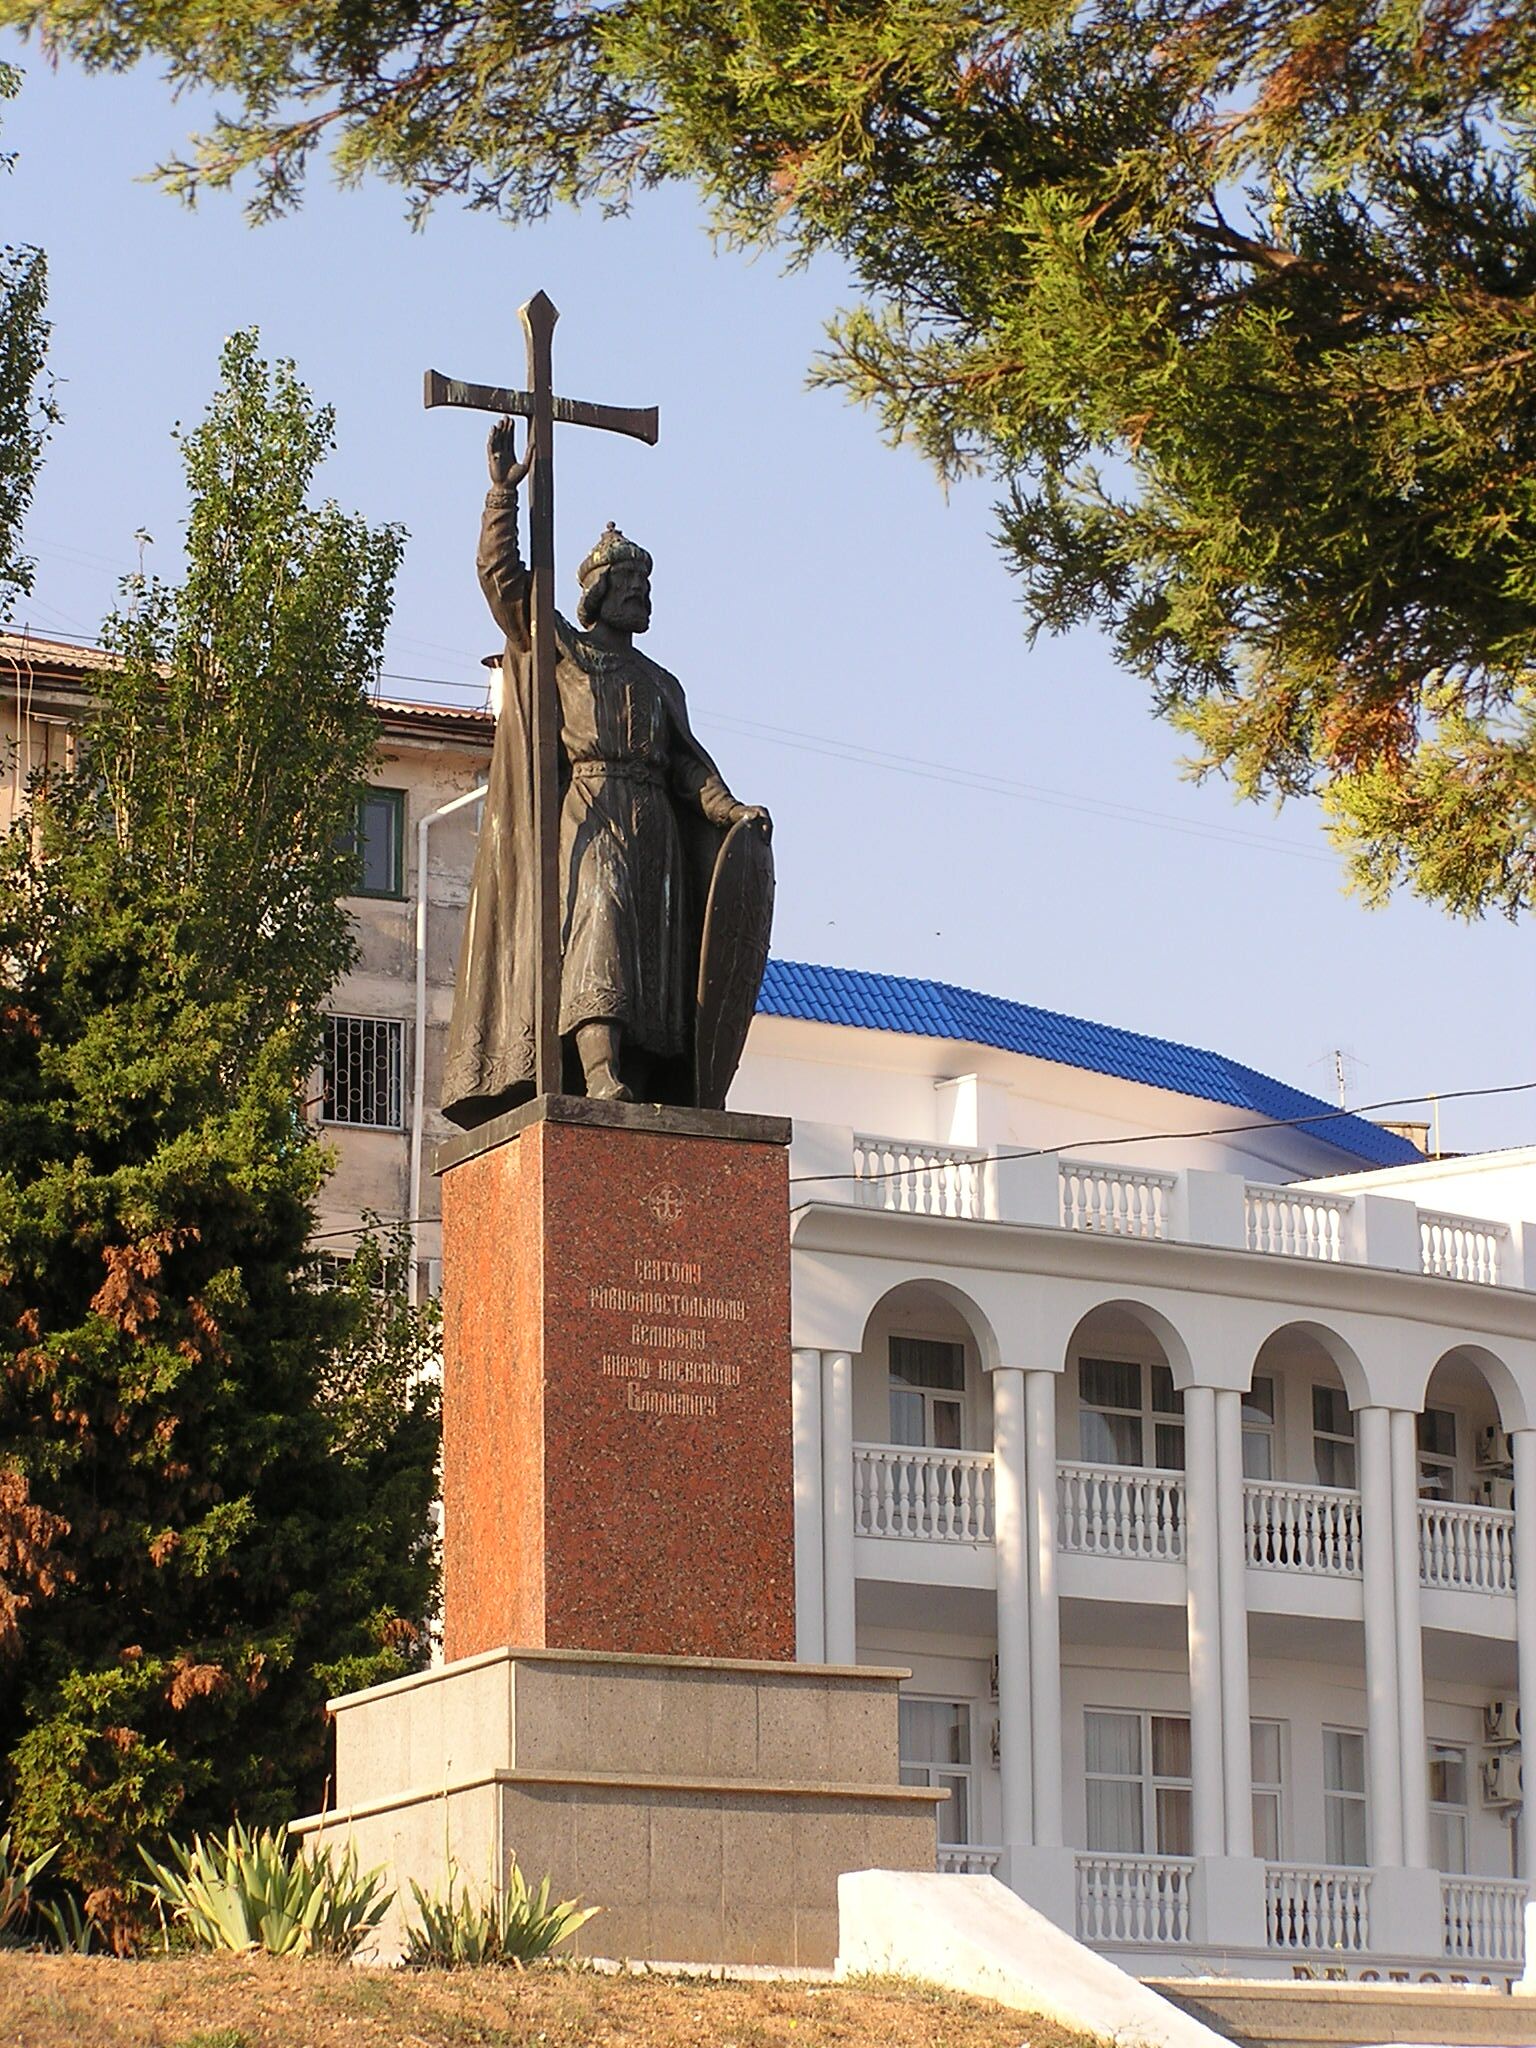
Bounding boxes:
1251 1720 1284 1859
1323 1728 1368 1865
1242 1376 1277 1480
889 1336 965 1449
1078 1359 1183 1470
322 1016 405 1130
342 786 406 899
1084 1710 1192 1856
1418 1409 1458 1502
1313 1387 1358 1489
1428 1743 1469 1873
899 1698 972 1846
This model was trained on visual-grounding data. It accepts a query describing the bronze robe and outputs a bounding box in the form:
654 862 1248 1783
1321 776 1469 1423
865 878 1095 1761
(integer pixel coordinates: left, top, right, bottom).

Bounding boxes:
441 486 741 1126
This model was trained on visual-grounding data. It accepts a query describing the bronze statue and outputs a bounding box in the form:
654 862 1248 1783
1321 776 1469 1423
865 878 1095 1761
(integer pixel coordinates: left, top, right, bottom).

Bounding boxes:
440 414 774 1127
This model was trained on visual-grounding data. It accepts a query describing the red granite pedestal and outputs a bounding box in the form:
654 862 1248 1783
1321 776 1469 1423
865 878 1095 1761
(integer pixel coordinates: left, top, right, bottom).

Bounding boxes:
436 1096 797 1664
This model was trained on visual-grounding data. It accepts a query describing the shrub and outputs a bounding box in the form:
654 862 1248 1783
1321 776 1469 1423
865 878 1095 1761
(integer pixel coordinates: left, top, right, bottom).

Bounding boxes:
139 1820 391 1957
403 1859 597 1968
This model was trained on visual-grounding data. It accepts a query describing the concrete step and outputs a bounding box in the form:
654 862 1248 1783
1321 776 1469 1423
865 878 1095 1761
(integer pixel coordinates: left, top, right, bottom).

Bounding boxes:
1146 1977 1536 2048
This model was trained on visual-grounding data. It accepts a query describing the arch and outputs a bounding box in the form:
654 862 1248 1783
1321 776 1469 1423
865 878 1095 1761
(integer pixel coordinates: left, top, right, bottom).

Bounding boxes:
1248 1316 1371 1413
1063 1297 1193 1383
857 1276 1002 1375
1423 1340 1529 1437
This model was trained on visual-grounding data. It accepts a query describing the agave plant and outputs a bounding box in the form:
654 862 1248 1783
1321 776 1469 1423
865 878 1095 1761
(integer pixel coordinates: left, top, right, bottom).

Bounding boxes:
0 1831 55 1943
139 1821 391 1957
403 1858 597 1968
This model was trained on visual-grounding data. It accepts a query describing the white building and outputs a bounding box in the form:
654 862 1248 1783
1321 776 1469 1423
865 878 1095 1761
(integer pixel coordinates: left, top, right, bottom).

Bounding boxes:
736 967 1536 1982
8 633 1534 1982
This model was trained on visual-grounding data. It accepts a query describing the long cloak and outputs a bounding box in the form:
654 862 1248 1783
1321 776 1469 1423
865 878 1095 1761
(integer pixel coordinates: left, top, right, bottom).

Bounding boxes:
441 487 735 1127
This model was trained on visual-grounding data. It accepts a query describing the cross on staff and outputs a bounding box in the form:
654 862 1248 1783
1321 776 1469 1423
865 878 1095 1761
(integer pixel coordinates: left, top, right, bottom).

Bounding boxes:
425 293 660 1097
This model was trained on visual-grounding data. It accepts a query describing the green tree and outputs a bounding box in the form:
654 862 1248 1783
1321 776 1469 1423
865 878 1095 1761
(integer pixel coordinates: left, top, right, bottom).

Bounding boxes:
0 331 437 1941
0 58 52 622
7 1 1536 910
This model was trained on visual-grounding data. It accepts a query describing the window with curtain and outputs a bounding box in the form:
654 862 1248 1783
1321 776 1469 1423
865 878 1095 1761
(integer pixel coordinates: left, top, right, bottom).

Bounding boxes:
899 1698 972 1845
1251 1720 1284 1859
1084 1710 1192 1855
1242 1377 1277 1480
1428 1743 1468 1873
1313 1387 1358 1489
1324 1728 1368 1865
888 1337 966 1449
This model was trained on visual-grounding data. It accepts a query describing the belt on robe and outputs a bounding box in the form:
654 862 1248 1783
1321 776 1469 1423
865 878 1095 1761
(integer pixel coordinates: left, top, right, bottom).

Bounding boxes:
567 760 666 787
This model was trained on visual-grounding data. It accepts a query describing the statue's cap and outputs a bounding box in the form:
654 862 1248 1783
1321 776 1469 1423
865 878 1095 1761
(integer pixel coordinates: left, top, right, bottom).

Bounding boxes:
578 522 652 586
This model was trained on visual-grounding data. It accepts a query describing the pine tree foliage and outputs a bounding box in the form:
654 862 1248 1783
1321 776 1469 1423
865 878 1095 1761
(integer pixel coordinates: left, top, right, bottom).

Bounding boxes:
0 61 53 624
0 333 436 1942
6 3 1534 908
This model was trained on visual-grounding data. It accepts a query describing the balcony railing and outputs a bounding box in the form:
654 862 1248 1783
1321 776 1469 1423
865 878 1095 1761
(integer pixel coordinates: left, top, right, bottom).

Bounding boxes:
937 1844 1003 1877
1420 1498 1515 1595
1265 1864 1371 1953
1076 1853 1193 1945
1245 1185 1350 1262
1442 1875 1526 1965
853 1444 994 1543
822 1129 1522 1286
852 1135 984 1219
1421 1210 1509 1285
1058 1461 1184 1561
1058 1161 1175 1240
1245 1478 1362 1578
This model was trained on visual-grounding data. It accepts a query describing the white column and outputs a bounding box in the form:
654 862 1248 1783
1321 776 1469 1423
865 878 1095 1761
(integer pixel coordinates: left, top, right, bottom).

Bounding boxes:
1513 1430 1536 1884
821 1349 856 1665
993 1365 1034 1856
1358 1405 1403 1867
1215 1388 1254 1858
1390 1407 1430 1868
1025 1368 1063 1849
791 1347 826 1664
1183 1384 1225 1861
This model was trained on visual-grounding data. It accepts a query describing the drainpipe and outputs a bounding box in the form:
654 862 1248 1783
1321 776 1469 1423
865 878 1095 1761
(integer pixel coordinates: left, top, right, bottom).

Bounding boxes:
409 782 488 1303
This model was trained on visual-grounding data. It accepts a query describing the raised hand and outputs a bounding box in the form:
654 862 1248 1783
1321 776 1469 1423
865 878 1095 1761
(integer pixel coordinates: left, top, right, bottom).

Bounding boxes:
487 415 533 489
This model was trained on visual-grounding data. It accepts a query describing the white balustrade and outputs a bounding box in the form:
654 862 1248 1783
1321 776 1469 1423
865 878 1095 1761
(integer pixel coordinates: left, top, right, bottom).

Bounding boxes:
1420 1210 1508 1286
1057 1461 1184 1561
1442 1876 1527 1964
1245 1185 1351 1261
852 1134 984 1219
937 1844 1003 1877
853 1444 995 1543
1265 1865 1371 1952
1245 1478 1362 1578
1419 1499 1515 1595
1059 1161 1175 1240
1076 1854 1193 1945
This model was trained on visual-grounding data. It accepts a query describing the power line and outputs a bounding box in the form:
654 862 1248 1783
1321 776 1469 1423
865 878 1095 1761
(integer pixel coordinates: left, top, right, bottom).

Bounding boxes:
305 1073 1536 1235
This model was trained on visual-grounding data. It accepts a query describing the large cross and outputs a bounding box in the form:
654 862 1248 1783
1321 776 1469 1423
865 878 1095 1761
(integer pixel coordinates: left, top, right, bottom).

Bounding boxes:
425 292 659 1098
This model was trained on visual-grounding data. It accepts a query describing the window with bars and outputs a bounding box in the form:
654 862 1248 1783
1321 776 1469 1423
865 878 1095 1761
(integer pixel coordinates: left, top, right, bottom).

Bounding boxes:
321 1016 405 1130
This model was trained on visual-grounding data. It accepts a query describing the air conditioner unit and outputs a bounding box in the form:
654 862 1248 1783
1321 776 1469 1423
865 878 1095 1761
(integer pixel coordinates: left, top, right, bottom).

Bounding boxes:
1483 1753 1523 1808
1474 1477 1517 1512
1478 1425 1515 1472
1485 1699 1522 1747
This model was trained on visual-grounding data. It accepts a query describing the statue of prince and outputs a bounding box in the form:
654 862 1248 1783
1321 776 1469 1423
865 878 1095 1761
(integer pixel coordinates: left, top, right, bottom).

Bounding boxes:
441 416 774 1127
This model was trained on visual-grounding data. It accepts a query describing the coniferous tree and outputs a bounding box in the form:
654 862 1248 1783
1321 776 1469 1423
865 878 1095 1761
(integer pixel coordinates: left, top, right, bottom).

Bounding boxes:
0 332 437 1942
6 3 1535 910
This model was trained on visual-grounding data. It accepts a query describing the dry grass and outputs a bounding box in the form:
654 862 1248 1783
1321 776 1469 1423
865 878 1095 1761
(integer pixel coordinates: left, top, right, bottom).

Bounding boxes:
0 1953 1099 2048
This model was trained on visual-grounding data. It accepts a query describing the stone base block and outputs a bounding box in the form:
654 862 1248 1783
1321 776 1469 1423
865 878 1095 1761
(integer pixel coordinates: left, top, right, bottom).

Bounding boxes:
436 1097 797 1663
293 1645 940 1968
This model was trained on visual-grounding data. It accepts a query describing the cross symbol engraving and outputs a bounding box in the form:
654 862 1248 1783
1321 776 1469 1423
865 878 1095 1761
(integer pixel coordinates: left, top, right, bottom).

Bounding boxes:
425 293 660 1097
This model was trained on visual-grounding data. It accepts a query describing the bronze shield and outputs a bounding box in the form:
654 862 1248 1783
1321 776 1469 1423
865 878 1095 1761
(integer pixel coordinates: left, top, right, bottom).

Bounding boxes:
695 815 775 1111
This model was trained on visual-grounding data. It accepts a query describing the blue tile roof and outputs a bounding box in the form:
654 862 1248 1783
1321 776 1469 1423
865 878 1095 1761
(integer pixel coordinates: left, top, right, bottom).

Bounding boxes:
756 959 1421 1169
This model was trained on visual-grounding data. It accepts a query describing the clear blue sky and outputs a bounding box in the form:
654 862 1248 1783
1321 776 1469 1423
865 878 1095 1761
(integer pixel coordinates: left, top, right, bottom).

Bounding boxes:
3 47 1532 1155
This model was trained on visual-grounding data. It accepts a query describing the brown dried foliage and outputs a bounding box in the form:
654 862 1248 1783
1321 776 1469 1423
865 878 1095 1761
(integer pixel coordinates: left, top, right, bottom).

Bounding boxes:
0 1467 70 1659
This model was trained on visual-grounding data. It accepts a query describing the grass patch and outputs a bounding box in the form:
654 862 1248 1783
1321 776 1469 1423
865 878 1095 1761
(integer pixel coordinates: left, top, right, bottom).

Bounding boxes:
0 1952 1102 2048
